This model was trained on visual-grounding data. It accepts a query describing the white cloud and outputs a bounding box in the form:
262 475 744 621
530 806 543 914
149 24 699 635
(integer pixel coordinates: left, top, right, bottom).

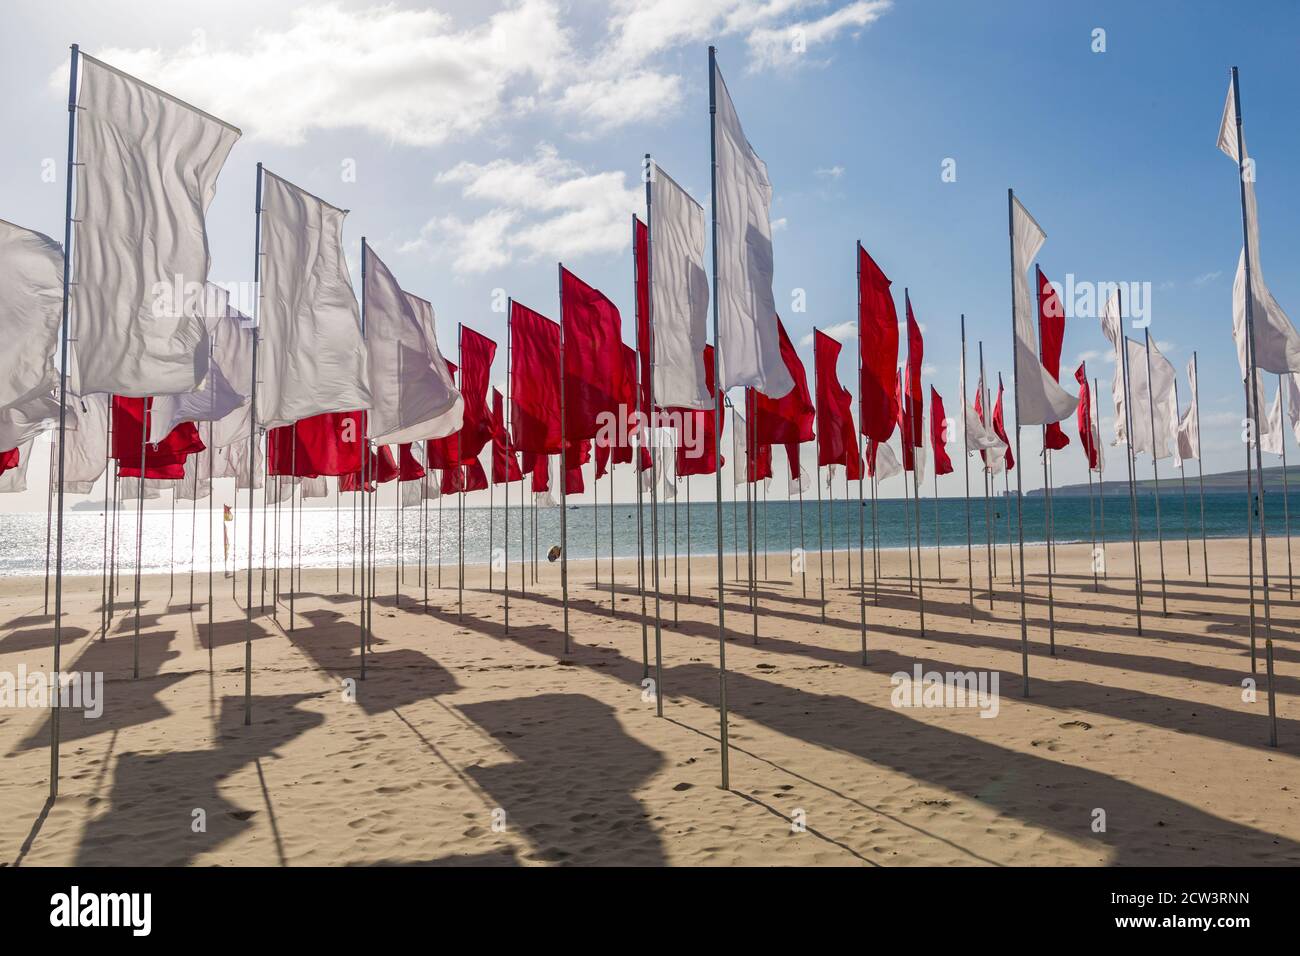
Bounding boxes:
62 1 893 144
747 0 892 70
771 216 789 232
406 143 640 273
799 320 856 346
63 2 571 146
1193 270 1223 286
815 165 845 179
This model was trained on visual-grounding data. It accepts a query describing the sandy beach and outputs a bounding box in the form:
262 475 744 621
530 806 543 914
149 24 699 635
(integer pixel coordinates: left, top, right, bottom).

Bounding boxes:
2 535 1297 867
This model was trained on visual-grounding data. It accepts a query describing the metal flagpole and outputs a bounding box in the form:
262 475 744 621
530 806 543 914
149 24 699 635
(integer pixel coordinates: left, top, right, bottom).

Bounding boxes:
505 300 512 632
44 440 55 615
437 484 443 588
592 454 598 599
746 390 756 643
815 461 826 623
457 323 465 622
960 316 974 619
732 404 739 581
629 219 646 667
399 467 406 602
645 159 664 713
610 456 616 612
1007 190 1030 696
1117 291 1143 635
686 476 692 603
102 415 114 636
904 311 925 636
902 431 914 592
856 256 868 661
556 269 569 652
673 471 679 624
289 427 297 628
933 463 941 582
842 468 849 588
49 42 81 795
242 163 264 723
131 399 149 679
336 478 341 593
1087 436 1098 592
828 458 837 582
1277 374 1293 597
1143 328 1169 616
358 238 369 680
1232 67 1278 745
635 353 648 678
1095 375 1108 581
708 47 730 786
1192 354 1208 584
806 335 826 621
1034 271 1056 652
798 452 809 599
1177 378 1193 577
980 346 994 607
870 452 880 606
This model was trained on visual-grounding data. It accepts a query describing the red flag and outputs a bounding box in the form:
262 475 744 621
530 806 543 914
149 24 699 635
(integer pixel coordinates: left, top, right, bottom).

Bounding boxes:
1074 363 1098 469
111 396 205 479
530 455 550 493
426 356 463 470
458 326 498 460
929 386 954 476
509 301 562 454
340 444 399 492
634 216 651 418
268 410 365 477
754 318 814 446
896 371 915 472
565 465 584 495
0 446 20 476
904 292 924 447
397 443 426 482
491 388 523 484
742 390 773 483
560 266 626 444
813 329 862 477
464 458 488 493
674 344 724 476
1038 267 1071 451
857 244 899 442
992 377 1015 471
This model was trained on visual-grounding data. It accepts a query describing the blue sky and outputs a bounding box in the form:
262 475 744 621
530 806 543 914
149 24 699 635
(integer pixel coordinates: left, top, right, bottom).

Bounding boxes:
3 0 1299 510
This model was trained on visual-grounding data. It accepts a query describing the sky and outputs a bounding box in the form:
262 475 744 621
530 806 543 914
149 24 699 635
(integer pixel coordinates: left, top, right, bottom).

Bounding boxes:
3 0 1299 511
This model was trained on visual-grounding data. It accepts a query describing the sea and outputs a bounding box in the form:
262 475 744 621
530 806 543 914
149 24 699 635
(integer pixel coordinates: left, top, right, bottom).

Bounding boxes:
0 488 1286 578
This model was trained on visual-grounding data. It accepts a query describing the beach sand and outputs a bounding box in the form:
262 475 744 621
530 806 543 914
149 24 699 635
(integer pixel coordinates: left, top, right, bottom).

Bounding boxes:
2 533 1297 866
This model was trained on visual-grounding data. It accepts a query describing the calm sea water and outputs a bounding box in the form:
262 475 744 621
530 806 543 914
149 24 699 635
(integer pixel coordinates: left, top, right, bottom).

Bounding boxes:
0 488 1287 578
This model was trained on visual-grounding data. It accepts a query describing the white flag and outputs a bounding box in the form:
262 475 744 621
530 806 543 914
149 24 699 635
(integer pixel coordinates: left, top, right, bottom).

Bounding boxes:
0 393 58 451
0 439 35 493
362 245 462 444
1286 373 1300 444
175 452 211 501
1176 358 1200 461
873 440 903 482
212 431 264 490
1220 75 1300 376
66 393 109 486
1010 195 1076 426
119 476 162 503
301 476 329 499
258 170 371 429
1123 338 1178 460
712 58 795 398
71 54 239 397
0 219 62 413
148 284 252 445
649 165 711 409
